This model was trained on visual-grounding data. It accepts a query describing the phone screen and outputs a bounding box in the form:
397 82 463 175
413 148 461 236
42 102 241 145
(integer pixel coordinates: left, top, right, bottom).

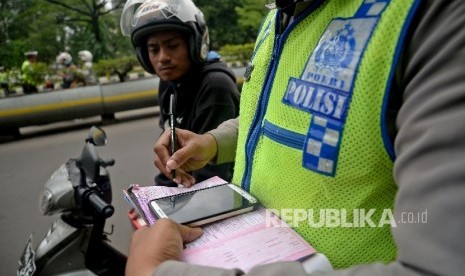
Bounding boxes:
149 184 257 226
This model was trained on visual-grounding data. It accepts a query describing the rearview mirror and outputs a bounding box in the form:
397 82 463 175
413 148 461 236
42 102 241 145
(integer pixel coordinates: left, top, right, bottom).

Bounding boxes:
86 126 107 146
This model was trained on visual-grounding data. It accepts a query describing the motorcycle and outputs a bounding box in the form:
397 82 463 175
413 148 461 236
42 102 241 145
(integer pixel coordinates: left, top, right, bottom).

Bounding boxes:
17 126 126 276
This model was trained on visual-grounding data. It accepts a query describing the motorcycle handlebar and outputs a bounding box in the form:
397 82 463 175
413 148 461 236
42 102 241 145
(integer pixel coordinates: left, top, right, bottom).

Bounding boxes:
99 158 115 167
88 191 114 218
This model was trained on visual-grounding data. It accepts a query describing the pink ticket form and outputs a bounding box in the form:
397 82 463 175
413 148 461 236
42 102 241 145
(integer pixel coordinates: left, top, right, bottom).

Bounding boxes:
123 177 316 272
183 207 315 272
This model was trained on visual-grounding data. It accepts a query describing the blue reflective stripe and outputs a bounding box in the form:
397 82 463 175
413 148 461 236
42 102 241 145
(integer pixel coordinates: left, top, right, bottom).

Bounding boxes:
242 32 280 191
250 14 275 63
380 0 421 161
355 0 389 17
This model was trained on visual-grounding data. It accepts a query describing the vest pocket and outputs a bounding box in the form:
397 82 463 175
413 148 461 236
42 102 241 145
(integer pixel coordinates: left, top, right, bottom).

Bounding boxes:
262 119 306 150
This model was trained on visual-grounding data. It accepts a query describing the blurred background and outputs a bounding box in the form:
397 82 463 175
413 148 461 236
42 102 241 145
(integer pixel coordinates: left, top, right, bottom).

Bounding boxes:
0 0 267 95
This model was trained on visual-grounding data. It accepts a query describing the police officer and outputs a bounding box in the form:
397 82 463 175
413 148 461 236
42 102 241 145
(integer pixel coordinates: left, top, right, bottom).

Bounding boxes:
128 0 465 276
0 66 11 96
21 51 39 94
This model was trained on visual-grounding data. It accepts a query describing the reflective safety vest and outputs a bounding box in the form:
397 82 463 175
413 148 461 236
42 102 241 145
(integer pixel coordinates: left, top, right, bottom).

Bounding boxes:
21 60 36 85
0 72 7 83
234 0 420 269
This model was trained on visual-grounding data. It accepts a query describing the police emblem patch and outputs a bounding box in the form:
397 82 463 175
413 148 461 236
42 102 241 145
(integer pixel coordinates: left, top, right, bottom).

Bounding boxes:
315 23 355 75
282 3 386 176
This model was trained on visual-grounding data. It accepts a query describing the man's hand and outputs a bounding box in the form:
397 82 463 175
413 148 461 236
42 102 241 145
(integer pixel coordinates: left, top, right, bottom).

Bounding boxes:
126 219 203 276
154 128 218 187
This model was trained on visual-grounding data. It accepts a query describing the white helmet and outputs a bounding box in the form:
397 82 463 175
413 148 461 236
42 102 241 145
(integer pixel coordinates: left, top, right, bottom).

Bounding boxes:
78 50 93 62
56 52 72 66
120 0 209 74
24 51 38 57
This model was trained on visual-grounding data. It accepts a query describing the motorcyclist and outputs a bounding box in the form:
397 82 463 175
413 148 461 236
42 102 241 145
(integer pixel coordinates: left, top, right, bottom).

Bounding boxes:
78 50 98 85
120 0 240 187
56 52 85 89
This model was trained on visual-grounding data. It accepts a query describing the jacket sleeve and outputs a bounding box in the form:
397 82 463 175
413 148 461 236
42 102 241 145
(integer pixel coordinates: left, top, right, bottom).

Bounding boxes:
387 0 465 275
208 117 239 164
314 1 465 275
322 1 465 275
157 80 172 130
190 70 239 135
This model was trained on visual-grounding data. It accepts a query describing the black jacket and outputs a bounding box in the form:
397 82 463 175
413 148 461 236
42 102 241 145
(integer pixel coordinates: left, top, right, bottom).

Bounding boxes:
156 60 240 186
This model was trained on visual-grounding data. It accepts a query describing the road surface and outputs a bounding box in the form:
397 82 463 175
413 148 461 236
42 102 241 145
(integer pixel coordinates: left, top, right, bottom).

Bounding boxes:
0 107 162 275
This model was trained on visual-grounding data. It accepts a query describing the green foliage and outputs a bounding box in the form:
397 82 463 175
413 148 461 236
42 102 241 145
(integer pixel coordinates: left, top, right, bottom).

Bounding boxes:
195 0 251 48
235 0 269 42
94 56 139 82
0 0 44 68
219 43 255 64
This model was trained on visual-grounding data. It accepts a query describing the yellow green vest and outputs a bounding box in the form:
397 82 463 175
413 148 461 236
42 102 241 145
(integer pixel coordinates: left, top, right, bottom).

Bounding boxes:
0 72 7 83
21 60 35 85
234 0 420 269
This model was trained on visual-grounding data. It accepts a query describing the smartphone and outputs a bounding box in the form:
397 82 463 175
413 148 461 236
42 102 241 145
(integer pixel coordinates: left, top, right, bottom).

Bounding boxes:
149 184 259 227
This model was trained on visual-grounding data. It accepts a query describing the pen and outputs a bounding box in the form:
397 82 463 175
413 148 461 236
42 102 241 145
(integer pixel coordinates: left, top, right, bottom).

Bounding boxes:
169 93 176 179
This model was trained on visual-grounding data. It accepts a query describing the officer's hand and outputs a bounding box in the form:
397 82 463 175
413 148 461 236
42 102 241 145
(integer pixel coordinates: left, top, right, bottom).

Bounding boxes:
154 128 218 187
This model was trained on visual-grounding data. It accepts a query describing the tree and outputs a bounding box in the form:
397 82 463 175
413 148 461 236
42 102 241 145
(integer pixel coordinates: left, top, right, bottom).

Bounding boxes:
0 0 44 68
235 0 269 42
43 0 132 60
0 0 133 70
94 56 140 82
195 0 248 49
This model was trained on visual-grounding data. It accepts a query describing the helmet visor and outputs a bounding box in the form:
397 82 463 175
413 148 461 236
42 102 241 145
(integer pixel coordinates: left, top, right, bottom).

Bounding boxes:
120 0 198 36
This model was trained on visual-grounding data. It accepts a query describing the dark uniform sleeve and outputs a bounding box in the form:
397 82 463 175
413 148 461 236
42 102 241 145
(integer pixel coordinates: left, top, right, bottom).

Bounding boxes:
309 1 465 275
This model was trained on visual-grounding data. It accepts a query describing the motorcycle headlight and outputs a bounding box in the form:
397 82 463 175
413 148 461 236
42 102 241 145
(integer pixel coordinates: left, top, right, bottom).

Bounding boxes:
40 164 75 215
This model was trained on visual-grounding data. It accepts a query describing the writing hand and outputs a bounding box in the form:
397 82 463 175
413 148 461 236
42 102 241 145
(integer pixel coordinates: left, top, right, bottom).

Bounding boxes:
154 128 218 187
